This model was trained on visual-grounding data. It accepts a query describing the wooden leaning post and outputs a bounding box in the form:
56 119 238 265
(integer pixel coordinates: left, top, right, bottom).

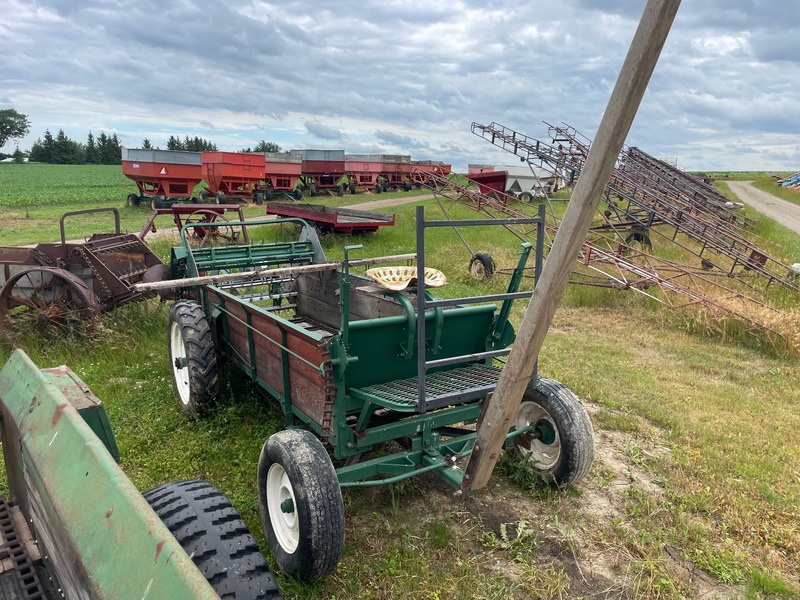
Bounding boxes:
460 0 683 495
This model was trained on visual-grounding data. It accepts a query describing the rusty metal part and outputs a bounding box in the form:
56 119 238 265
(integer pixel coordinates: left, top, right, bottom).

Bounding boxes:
472 120 798 292
0 495 52 599
0 208 168 340
417 157 794 352
0 267 99 340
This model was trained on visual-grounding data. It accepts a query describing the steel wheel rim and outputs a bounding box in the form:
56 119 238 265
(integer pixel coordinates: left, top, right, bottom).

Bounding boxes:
266 463 299 553
170 321 190 406
515 401 561 470
0 269 96 335
469 262 485 279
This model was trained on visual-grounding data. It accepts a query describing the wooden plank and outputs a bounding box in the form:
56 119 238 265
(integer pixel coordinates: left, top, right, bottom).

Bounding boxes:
296 271 407 329
461 0 682 494
132 253 417 292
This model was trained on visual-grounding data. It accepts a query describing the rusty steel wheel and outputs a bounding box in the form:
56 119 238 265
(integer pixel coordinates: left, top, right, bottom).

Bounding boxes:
0 268 99 338
184 210 237 248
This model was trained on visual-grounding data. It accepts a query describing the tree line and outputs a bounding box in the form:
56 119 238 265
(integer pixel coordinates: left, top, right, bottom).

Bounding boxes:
1 108 283 164
28 129 123 165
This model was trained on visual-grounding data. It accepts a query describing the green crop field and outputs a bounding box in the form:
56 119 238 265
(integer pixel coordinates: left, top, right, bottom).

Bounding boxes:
0 165 798 599
0 162 133 207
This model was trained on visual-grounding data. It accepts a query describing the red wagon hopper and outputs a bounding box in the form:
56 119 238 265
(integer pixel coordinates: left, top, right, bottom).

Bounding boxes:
292 149 347 196
121 148 203 209
381 154 412 191
264 152 304 201
344 154 383 193
345 154 413 194
465 164 508 197
202 151 266 203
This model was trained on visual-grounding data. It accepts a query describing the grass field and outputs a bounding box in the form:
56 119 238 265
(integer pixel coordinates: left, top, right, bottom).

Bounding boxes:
0 165 799 599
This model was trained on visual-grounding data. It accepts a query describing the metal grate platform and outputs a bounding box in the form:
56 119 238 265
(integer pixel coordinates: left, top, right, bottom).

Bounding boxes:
0 496 57 600
349 363 502 412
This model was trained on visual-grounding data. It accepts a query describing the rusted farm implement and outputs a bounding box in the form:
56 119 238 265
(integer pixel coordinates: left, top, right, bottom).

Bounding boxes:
133 208 595 583
265 202 395 234
137 203 250 247
0 208 166 340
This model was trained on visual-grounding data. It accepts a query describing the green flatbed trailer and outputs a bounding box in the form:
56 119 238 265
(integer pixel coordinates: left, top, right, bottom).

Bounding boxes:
161 207 595 583
0 350 283 599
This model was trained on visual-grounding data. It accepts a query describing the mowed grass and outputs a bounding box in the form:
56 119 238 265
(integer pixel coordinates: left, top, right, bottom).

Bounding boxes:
0 167 799 598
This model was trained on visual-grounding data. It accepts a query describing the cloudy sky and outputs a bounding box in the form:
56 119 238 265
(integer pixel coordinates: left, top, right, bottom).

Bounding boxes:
1 0 798 172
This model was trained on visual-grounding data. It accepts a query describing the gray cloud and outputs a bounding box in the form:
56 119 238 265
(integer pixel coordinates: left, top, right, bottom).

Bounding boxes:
0 0 798 171
304 121 345 140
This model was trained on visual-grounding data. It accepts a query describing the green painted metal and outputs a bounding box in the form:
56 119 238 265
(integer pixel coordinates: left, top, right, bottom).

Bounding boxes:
490 242 533 349
342 303 496 390
0 350 220 600
40 365 121 463
169 206 548 490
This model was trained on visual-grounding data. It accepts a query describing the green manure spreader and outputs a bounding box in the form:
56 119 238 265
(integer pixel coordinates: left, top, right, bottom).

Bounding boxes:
142 205 595 583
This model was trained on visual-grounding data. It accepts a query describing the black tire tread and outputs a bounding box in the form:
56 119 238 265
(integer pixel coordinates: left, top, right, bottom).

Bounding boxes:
258 430 344 583
169 300 219 415
521 378 595 486
143 480 283 600
469 252 495 280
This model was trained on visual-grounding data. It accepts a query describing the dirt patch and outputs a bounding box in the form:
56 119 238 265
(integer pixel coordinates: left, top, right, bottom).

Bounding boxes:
344 399 747 598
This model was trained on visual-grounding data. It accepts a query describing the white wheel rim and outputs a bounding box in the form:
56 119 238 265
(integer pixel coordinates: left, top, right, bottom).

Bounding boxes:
169 321 190 406
267 463 299 553
515 401 561 469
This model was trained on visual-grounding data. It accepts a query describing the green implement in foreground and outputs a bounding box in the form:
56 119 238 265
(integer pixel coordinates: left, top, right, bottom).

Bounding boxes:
156 208 595 584
0 349 282 599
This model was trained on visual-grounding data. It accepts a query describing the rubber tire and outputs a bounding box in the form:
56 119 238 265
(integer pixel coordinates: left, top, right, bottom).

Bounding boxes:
349 183 356 195
375 184 382 194
468 252 495 280
513 378 595 487
168 300 219 416
143 480 283 600
309 185 317 198
403 182 412 192
624 230 653 253
191 196 200 204
200 189 210 201
254 191 265 205
216 191 226 204
337 184 345 196
257 430 344 583
519 191 533 202
294 188 303 200
126 193 139 207
151 196 165 209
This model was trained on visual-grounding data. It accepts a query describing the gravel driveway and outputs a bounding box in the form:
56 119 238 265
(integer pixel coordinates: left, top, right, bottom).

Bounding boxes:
726 180 800 237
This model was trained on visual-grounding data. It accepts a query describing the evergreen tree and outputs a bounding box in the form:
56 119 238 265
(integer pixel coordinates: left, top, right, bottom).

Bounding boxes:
28 138 46 162
42 129 56 163
166 135 182 150
85 132 100 164
96 131 122 164
142 138 152 149
54 129 83 164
